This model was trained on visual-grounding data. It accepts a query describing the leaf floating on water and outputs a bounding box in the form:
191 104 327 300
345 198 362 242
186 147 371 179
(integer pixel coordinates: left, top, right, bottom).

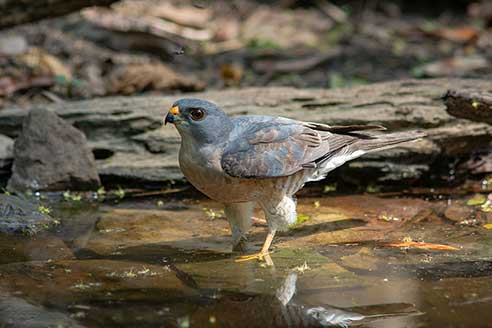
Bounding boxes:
467 194 487 206
386 241 459 251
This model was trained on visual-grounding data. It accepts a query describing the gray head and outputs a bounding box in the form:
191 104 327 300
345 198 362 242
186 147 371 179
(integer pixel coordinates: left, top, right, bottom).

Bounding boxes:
165 98 233 144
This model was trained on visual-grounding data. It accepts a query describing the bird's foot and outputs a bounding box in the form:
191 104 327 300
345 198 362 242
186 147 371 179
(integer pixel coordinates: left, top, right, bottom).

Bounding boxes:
235 251 271 263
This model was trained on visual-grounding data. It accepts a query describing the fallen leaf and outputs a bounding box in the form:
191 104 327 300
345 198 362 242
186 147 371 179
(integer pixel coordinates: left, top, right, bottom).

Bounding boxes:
467 194 487 206
418 26 479 43
17 48 72 81
483 224 492 229
290 214 310 227
482 202 492 212
241 6 334 49
107 63 205 94
415 55 489 77
219 63 243 86
386 241 459 251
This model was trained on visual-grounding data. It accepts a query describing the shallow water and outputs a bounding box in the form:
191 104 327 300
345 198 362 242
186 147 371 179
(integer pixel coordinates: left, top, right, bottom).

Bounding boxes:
0 192 491 327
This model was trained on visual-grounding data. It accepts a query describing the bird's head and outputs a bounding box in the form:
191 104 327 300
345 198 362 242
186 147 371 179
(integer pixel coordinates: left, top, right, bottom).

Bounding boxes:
165 98 232 144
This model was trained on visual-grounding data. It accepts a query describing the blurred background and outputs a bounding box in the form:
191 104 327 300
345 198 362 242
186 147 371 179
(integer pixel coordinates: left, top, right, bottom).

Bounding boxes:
0 0 491 109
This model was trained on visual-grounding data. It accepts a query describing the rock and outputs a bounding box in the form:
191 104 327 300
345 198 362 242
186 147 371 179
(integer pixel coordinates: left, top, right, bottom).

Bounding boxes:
0 78 491 187
7 108 100 192
0 290 85 328
10 236 75 263
0 194 57 235
444 203 474 223
0 259 196 306
340 247 381 271
0 34 28 56
76 206 233 255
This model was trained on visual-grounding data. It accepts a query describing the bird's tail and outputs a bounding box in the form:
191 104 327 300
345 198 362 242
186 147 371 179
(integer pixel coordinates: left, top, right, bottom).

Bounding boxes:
354 131 425 153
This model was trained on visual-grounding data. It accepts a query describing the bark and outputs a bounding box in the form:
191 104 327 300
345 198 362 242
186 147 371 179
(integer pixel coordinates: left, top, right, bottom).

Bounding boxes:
444 89 492 125
0 0 117 29
0 78 491 188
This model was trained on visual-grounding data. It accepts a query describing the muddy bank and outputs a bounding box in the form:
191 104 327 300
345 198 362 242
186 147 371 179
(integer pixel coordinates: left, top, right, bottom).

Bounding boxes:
0 78 491 189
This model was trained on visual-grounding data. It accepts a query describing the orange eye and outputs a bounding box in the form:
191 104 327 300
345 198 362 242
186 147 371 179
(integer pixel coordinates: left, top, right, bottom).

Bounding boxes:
189 108 205 121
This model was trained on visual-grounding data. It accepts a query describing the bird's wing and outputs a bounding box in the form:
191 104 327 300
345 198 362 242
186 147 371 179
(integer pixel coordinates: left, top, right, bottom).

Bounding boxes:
220 116 360 178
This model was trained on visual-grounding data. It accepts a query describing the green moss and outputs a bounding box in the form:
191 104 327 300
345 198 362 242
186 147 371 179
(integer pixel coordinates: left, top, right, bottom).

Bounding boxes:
63 191 82 202
323 184 337 193
38 205 51 215
115 186 126 199
246 38 282 50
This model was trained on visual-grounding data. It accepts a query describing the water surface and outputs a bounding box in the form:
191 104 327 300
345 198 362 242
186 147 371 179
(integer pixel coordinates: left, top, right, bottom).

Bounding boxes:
0 192 491 327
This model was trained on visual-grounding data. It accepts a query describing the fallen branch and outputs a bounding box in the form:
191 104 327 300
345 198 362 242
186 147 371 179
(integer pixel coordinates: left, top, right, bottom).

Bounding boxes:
81 8 212 43
252 50 341 74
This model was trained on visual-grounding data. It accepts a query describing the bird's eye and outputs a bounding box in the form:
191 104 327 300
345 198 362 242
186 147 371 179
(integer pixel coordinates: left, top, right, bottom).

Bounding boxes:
189 108 205 121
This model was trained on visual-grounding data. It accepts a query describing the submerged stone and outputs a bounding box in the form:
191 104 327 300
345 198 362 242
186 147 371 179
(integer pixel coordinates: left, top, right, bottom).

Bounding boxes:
0 194 57 235
0 289 85 328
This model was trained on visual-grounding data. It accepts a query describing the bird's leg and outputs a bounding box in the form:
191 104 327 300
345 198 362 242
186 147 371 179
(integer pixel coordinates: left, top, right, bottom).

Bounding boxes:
232 233 248 253
235 228 276 263
235 194 294 265
224 202 254 253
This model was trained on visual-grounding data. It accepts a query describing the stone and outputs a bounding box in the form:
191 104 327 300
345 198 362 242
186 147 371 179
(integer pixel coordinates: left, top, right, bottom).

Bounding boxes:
75 206 233 255
0 290 85 328
444 203 474 223
0 259 195 306
340 247 381 271
0 194 58 235
0 34 28 56
7 108 100 192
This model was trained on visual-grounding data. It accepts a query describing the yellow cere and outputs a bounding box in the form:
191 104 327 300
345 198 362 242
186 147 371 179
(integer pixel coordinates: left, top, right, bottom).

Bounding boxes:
170 106 180 115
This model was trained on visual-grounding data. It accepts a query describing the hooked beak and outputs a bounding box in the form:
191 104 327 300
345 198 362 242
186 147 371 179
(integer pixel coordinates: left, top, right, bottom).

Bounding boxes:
165 106 180 125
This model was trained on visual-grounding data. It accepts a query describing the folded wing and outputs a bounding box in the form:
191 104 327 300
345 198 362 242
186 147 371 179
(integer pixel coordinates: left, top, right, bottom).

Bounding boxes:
221 116 423 179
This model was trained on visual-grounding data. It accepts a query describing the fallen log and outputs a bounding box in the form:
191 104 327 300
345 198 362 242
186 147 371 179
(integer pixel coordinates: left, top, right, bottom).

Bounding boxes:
0 0 117 29
0 78 491 188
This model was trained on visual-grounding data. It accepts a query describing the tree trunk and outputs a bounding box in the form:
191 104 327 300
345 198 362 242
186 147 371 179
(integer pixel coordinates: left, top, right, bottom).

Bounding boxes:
0 0 117 29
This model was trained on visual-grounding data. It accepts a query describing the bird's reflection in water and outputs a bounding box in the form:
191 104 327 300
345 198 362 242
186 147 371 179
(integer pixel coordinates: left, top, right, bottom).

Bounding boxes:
166 261 421 327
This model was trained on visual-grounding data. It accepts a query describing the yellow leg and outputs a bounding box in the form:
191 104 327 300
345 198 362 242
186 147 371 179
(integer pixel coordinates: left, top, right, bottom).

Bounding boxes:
235 229 276 263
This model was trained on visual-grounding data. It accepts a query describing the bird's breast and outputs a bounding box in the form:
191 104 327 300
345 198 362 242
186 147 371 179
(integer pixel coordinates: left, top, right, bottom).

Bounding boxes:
178 142 261 203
